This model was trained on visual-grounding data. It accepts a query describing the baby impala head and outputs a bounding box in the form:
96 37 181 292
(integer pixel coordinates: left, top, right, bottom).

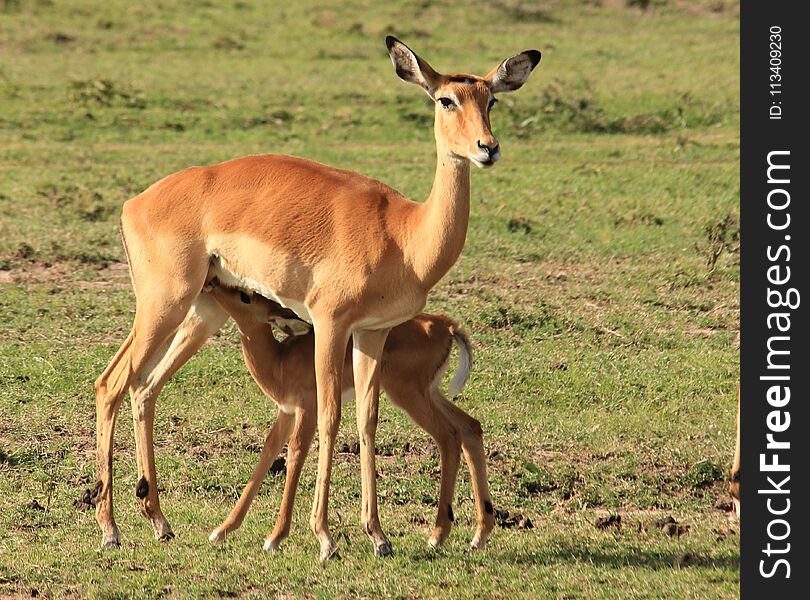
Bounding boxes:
386 36 541 168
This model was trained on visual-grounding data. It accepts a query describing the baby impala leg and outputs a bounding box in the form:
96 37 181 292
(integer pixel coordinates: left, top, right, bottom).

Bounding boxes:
433 390 494 549
388 386 461 549
264 405 317 550
209 409 295 542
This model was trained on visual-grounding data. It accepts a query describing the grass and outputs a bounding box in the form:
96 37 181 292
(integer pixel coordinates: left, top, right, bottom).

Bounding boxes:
0 0 739 597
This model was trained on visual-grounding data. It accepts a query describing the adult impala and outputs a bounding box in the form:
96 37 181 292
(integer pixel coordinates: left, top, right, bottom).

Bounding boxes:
93 36 541 560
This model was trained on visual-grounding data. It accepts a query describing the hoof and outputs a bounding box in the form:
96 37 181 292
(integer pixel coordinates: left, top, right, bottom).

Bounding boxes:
470 535 487 550
100 536 121 550
319 540 339 562
428 527 449 549
152 518 175 542
209 528 226 543
374 540 394 558
470 526 492 550
263 537 281 552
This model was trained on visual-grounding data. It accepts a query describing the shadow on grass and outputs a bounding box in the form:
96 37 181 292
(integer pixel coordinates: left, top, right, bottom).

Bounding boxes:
520 548 737 570
411 545 739 571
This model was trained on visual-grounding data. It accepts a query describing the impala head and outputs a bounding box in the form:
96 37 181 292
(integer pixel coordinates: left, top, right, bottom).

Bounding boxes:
204 279 311 336
251 294 312 336
386 36 541 168
237 291 312 336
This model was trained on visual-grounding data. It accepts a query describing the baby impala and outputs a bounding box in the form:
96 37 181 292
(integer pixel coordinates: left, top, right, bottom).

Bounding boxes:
205 280 495 551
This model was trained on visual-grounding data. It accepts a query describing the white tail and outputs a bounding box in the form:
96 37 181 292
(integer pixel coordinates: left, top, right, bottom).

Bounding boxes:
448 328 473 398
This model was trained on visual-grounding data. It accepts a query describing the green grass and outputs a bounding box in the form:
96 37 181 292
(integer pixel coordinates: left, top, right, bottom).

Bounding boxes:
0 0 739 597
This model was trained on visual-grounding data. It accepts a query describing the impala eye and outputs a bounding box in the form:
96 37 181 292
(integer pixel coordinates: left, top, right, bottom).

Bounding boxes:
488 98 498 111
438 97 455 109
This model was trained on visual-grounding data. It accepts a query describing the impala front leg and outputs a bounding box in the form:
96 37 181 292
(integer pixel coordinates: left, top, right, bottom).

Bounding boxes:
310 320 351 561
353 328 392 557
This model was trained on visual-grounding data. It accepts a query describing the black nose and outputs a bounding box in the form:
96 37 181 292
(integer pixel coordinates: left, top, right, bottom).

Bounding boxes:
477 140 499 157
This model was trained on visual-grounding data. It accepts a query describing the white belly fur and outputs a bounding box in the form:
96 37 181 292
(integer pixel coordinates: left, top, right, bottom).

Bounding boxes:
208 254 313 323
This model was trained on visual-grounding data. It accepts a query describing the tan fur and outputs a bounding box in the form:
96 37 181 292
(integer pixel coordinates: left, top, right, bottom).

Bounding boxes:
730 385 740 516
205 284 494 550
92 37 540 558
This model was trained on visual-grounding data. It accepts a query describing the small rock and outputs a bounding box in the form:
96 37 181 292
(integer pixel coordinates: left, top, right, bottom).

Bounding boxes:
269 457 286 476
521 480 542 496
661 520 690 538
26 499 45 512
594 514 621 531
495 509 532 529
714 527 736 542
494 508 514 528
647 515 689 537
73 488 95 510
675 552 693 567
45 32 74 44
68 474 91 486
653 515 676 529
714 497 733 512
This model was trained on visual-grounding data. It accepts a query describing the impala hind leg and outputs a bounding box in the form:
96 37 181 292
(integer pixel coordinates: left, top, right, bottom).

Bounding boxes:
130 294 228 540
388 386 462 549
94 283 206 548
264 405 317 550
353 328 393 557
431 390 494 549
208 409 296 543
94 330 134 548
310 320 351 561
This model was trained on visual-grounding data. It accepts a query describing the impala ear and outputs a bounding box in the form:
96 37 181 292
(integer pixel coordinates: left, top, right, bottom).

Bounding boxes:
385 36 442 99
485 50 542 94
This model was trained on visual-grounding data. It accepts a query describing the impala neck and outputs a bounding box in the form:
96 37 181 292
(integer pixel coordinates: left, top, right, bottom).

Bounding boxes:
238 327 284 399
411 144 471 289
